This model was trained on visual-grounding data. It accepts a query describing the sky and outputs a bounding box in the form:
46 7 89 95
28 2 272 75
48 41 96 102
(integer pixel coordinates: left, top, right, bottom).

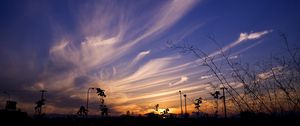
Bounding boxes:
0 0 300 115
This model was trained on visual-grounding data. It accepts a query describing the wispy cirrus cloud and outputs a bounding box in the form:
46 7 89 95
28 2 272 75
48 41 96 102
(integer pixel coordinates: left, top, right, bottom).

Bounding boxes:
29 0 201 115
130 50 151 66
200 74 213 79
257 66 284 80
169 76 188 86
209 30 273 58
238 30 272 41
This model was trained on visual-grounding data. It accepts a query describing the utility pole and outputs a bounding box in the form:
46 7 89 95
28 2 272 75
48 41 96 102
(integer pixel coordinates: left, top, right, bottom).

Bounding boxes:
220 87 227 118
179 90 183 115
183 94 187 115
40 90 47 99
39 90 47 115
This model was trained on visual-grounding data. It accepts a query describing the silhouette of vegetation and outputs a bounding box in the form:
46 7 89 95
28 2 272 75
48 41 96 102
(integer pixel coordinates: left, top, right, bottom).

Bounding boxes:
210 91 220 116
169 32 300 116
34 90 47 117
5 101 17 110
96 88 106 97
77 106 87 117
126 110 131 116
34 99 45 116
99 105 108 116
194 97 202 117
164 108 169 114
95 88 108 116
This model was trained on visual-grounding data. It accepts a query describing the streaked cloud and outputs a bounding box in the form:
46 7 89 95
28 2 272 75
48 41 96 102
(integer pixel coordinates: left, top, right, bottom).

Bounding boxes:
130 50 151 66
209 30 272 58
130 0 200 45
257 66 284 80
229 55 239 59
238 30 272 41
169 76 188 86
200 75 213 79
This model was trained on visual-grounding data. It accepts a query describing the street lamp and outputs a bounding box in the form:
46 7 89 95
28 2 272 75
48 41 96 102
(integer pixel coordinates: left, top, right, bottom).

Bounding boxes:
179 90 183 115
86 87 95 116
183 94 187 115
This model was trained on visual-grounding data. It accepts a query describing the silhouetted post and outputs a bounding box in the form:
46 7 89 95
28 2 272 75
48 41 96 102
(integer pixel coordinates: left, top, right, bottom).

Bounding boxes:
220 87 227 118
39 90 47 115
40 90 46 99
86 87 95 116
183 94 187 114
179 90 183 115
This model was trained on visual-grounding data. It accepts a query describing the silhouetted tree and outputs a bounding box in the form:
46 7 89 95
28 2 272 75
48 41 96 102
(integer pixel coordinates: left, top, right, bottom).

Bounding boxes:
163 108 169 114
34 99 45 115
169 41 252 113
211 91 220 99
169 32 300 116
96 88 106 97
194 97 202 117
211 91 220 116
5 101 17 110
126 110 131 116
96 88 108 116
77 106 87 117
99 105 108 116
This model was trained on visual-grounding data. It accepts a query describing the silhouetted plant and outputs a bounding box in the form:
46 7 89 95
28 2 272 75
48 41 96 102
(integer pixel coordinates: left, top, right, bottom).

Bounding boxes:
99 105 108 116
35 99 45 115
163 108 169 114
211 91 220 116
96 88 106 97
96 88 108 116
194 97 202 117
211 91 220 99
126 110 131 116
77 106 87 117
169 32 300 116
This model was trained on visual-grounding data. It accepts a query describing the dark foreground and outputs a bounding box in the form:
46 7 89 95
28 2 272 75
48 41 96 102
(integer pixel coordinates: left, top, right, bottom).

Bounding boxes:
1 111 299 126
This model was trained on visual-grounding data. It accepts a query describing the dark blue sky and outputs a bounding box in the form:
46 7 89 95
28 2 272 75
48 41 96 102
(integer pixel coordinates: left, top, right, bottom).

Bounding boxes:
0 0 299 115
